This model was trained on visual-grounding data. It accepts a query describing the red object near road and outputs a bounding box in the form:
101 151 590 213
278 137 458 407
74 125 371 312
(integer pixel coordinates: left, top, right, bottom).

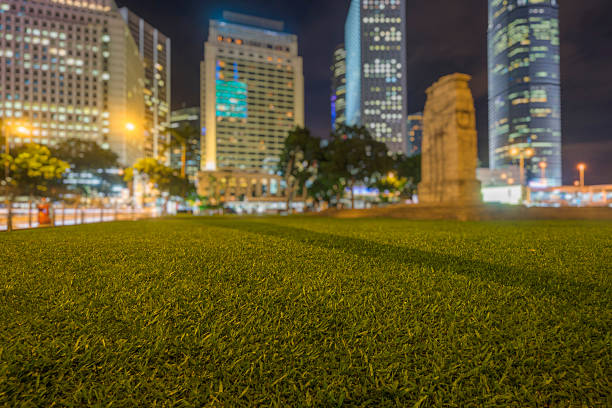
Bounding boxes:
37 202 52 226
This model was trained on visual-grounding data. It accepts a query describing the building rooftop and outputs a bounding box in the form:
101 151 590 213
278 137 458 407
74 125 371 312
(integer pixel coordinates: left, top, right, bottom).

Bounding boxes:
222 11 284 32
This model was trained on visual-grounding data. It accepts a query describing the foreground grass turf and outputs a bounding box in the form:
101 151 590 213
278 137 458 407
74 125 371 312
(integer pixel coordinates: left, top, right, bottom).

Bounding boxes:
0 217 610 406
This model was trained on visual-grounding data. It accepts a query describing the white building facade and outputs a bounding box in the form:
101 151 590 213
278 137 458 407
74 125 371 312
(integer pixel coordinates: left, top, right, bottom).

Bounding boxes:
200 11 304 174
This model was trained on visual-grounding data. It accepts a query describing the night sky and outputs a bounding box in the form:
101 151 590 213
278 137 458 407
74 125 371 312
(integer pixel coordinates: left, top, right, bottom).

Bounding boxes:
116 0 612 185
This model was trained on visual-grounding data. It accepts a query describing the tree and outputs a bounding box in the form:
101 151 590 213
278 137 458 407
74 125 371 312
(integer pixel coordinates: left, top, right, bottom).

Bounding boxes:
374 173 407 204
3 143 70 197
124 158 194 214
51 138 121 196
1 144 69 231
394 154 421 200
0 118 6 152
277 126 322 211
307 171 344 210
325 124 394 209
168 124 199 179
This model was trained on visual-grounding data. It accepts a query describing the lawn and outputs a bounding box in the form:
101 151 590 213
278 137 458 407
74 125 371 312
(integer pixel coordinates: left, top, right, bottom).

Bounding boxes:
0 217 610 406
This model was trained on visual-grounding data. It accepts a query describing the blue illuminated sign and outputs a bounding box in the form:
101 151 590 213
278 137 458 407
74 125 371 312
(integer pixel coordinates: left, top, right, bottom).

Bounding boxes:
216 79 248 118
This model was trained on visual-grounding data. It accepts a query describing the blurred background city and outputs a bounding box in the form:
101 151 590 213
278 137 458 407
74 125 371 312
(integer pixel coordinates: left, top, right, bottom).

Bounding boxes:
1 0 611 231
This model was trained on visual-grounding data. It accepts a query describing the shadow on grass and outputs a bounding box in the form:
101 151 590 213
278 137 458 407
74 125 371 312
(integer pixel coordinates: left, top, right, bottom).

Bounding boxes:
197 219 605 307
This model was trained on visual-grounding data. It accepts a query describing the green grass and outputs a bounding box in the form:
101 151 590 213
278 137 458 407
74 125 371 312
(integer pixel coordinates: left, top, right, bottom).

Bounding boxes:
0 217 610 407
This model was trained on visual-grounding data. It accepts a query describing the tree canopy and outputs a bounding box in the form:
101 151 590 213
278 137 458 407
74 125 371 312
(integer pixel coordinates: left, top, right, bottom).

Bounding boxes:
1 143 69 198
322 124 394 208
277 126 322 209
51 138 121 196
124 158 195 200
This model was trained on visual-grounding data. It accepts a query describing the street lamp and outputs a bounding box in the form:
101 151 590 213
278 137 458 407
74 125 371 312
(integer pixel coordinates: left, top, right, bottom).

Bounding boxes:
125 122 136 132
2 122 31 232
577 163 586 187
3 122 31 180
509 147 535 186
539 161 548 184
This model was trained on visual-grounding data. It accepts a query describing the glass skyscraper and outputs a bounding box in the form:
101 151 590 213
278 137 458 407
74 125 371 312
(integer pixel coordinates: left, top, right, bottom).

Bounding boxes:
488 0 561 186
345 0 407 154
330 44 346 130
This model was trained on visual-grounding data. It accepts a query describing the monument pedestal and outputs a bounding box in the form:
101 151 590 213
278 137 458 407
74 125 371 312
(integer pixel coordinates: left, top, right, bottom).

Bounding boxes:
418 73 482 207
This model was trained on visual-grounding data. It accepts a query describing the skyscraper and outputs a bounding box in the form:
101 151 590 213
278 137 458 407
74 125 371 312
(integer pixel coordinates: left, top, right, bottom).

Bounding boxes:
488 0 561 186
200 11 304 174
0 0 146 165
406 112 423 157
119 8 171 161
170 106 200 180
330 44 346 130
345 0 407 154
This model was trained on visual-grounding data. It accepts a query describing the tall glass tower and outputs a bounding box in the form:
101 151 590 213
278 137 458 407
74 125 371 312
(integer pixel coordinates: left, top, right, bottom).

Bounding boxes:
345 0 407 154
330 44 347 130
488 0 561 186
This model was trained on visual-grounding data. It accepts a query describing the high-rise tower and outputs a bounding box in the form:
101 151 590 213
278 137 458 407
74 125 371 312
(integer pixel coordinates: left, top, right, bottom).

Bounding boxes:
0 0 147 166
200 12 304 173
119 8 172 162
330 44 346 130
488 0 561 186
345 0 407 154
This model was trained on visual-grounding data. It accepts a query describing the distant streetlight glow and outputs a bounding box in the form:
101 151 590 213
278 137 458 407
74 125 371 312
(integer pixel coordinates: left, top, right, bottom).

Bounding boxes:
125 123 136 132
539 161 548 183
577 163 586 187
15 126 31 135
510 146 535 187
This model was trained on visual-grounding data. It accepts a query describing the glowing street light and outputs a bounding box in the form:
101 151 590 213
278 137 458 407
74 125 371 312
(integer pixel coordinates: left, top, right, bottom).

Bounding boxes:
125 122 136 132
15 126 31 135
577 163 586 187
3 121 32 171
2 121 31 232
509 147 534 187
539 161 548 184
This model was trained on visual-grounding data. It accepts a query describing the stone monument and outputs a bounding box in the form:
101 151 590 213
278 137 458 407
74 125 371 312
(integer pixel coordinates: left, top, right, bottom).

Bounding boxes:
418 73 481 205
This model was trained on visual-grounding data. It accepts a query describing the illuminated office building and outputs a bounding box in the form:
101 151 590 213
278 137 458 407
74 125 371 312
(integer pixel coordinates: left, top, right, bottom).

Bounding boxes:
0 0 146 165
200 11 304 173
119 8 171 161
405 112 422 157
170 106 200 180
488 0 561 186
345 0 407 154
330 44 346 129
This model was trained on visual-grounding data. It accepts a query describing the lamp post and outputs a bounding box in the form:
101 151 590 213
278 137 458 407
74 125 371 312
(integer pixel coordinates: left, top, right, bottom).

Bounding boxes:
510 147 535 186
539 161 548 185
577 163 586 187
2 123 31 232
509 147 535 204
2 121 8 183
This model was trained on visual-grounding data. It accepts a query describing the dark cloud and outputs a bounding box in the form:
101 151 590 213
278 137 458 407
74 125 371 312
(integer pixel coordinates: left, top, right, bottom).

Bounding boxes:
118 0 612 184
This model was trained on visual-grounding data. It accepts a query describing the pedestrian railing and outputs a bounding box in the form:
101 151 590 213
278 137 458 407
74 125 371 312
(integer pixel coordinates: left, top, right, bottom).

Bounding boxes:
0 205 160 231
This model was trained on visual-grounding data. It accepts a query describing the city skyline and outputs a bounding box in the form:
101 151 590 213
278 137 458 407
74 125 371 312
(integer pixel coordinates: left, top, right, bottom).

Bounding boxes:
115 0 612 185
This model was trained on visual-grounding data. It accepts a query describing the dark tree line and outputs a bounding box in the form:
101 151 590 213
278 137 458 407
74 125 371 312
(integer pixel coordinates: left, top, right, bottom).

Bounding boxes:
278 125 422 210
